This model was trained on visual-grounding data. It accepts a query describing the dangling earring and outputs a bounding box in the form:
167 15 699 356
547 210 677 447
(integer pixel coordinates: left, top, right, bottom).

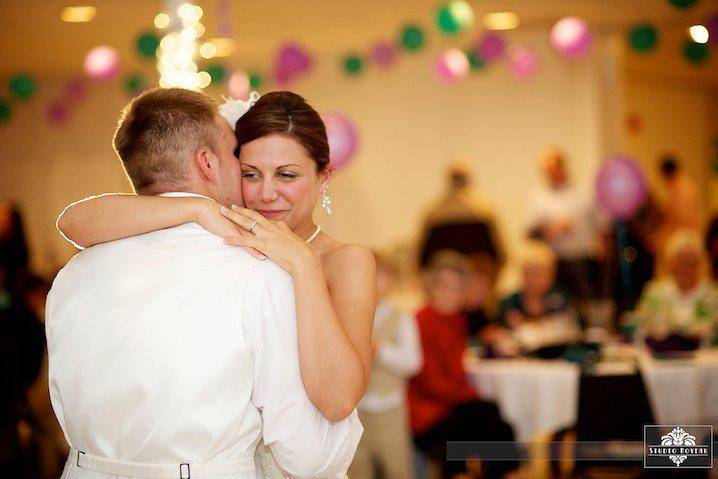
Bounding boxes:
321 186 332 215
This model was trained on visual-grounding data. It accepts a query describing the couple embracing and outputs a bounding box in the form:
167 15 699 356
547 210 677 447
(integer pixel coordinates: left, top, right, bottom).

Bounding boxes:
46 87 376 478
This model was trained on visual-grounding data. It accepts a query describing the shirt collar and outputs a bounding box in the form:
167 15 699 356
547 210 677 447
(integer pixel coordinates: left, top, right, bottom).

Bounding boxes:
158 192 214 201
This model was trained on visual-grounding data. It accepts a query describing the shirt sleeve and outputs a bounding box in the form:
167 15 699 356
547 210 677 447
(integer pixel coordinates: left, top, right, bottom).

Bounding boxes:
375 312 423 377
242 263 363 479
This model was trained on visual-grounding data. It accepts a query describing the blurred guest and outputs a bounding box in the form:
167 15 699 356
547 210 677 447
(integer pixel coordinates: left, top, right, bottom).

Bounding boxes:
409 251 517 479
498 241 581 354
656 155 703 254
631 229 718 343
0 266 45 475
350 253 421 479
418 161 505 269
464 253 499 336
525 149 605 300
704 214 718 281
0 200 30 287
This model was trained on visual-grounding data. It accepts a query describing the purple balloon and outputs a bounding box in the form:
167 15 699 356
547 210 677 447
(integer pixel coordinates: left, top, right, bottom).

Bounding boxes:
507 45 539 79
46 101 69 125
596 156 647 220
476 33 505 61
370 41 398 68
322 113 359 170
550 17 593 58
273 42 312 85
707 13 718 46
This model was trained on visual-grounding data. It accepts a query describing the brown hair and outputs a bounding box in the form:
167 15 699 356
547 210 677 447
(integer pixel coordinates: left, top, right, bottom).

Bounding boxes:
234 91 329 171
113 88 220 193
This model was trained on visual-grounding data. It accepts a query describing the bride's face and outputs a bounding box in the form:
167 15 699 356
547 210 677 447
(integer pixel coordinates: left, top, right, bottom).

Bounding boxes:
239 133 325 230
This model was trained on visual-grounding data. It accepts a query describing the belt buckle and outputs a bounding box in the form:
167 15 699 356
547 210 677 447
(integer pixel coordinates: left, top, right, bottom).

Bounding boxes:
180 463 191 479
76 451 85 468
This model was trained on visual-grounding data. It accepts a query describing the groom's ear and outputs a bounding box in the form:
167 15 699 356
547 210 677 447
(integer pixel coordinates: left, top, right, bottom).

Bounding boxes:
193 147 218 182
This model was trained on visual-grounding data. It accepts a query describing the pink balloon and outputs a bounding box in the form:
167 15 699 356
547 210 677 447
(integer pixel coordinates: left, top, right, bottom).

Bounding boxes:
507 45 539 79
476 33 505 61
435 48 469 83
322 113 359 170
370 41 398 68
46 101 69 125
273 43 312 85
596 156 647 220
64 77 88 103
550 17 593 58
84 46 120 81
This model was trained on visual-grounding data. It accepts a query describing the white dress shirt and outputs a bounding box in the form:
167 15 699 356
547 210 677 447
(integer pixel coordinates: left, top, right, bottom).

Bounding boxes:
46 193 362 479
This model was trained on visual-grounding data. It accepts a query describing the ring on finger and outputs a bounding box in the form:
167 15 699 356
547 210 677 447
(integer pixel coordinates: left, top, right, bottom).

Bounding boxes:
249 220 258 234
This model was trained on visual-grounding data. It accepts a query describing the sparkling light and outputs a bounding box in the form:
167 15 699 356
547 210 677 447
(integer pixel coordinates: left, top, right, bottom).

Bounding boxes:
154 13 170 29
61 6 97 23
483 12 519 30
157 2 206 90
207 37 238 57
200 42 217 59
689 25 709 44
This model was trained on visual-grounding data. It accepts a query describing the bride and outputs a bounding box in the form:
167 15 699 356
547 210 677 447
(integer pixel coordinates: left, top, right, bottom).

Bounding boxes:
57 91 376 476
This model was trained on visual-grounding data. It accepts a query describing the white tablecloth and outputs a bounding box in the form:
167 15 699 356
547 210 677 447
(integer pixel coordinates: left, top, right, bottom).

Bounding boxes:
465 348 718 441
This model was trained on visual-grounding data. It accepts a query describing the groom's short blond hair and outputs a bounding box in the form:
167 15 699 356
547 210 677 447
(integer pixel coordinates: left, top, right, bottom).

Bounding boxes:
113 88 220 193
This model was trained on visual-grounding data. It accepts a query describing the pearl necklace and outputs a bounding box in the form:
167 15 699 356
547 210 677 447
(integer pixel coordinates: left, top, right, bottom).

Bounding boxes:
305 225 321 244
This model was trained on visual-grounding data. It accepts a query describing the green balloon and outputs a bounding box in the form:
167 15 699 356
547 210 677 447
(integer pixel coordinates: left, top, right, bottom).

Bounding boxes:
466 50 485 71
400 25 425 51
343 55 363 75
668 0 696 9
437 5 460 34
137 32 160 58
0 100 11 123
249 73 263 89
207 64 226 83
684 40 709 64
629 24 658 52
125 74 145 94
10 74 36 99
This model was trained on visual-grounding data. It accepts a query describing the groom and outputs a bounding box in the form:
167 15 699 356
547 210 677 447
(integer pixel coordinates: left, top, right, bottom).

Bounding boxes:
46 87 362 478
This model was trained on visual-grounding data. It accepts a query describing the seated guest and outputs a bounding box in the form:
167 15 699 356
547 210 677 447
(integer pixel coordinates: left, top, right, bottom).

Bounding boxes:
464 253 499 337
350 252 422 479
497 241 581 354
632 229 718 343
409 250 517 479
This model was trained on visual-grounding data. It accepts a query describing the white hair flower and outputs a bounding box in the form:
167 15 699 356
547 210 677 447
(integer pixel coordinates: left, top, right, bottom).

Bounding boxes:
218 91 260 128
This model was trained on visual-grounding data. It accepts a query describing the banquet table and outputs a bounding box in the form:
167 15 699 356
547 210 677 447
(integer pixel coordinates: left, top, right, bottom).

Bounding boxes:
464 347 718 442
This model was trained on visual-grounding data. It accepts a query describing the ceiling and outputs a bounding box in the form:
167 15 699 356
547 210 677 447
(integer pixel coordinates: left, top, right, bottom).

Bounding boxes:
0 0 715 77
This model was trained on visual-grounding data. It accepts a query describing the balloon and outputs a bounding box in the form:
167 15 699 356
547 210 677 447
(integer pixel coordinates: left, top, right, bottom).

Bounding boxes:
370 41 397 68
436 1 473 34
668 0 696 9
707 14 718 46
629 24 658 52
273 43 312 85
136 32 160 58
684 40 710 64
84 46 120 81
64 77 88 103
124 74 145 95
322 113 359 170
249 73 263 89
435 48 469 83
228 71 250 99
550 17 593 58
400 25 425 51
466 49 485 71
343 55 363 75
46 101 69 125
476 33 505 62
0 101 11 124
10 74 36 99
596 156 647 220
507 45 539 79
207 64 227 83
436 4 461 34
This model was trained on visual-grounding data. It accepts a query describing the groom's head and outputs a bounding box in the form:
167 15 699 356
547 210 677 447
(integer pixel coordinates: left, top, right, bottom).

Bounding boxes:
113 88 242 206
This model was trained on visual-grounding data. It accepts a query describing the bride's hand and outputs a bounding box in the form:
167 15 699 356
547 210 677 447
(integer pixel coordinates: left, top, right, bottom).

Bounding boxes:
193 199 265 260
220 205 319 275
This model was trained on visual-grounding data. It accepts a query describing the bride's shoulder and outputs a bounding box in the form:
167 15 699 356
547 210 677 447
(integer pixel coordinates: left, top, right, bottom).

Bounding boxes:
320 241 375 274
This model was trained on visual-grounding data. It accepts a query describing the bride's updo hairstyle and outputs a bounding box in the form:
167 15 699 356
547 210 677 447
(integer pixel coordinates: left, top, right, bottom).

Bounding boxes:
234 91 330 172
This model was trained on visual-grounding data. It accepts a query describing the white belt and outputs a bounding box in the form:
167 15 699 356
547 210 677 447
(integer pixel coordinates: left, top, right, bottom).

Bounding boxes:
70 448 255 478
